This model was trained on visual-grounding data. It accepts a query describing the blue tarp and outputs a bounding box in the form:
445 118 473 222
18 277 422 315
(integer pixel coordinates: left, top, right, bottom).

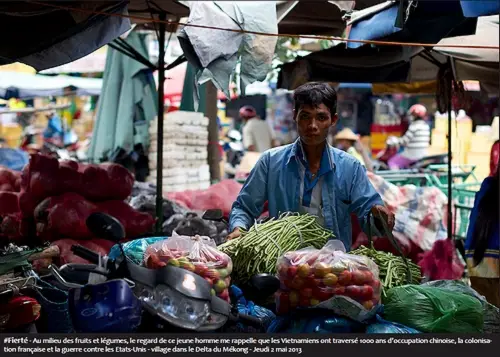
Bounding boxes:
348 1 478 49
460 0 500 17
0 148 29 171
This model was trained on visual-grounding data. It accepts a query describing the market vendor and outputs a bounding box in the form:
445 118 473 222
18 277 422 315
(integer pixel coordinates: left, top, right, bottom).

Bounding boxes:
228 82 394 250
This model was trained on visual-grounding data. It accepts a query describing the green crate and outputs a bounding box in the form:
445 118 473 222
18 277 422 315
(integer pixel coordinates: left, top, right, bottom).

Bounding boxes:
452 188 478 241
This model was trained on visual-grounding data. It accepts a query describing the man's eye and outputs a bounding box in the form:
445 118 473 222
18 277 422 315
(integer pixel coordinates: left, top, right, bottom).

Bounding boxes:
299 115 309 120
317 116 329 121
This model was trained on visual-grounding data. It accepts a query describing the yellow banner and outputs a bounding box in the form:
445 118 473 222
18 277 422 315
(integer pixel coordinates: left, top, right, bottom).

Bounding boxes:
372 80 437 95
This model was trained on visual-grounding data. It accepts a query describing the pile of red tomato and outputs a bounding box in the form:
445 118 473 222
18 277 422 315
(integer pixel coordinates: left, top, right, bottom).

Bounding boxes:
145 246 233 303
275 251 381 314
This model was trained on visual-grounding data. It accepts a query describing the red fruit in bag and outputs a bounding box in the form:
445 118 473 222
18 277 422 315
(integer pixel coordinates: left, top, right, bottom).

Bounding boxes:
300 288 313 298
297 264 311 278
346 285 362 299
338 270 352 285
351 270 365 285
359 285 374 300
290 276 305 290
287 265 298 278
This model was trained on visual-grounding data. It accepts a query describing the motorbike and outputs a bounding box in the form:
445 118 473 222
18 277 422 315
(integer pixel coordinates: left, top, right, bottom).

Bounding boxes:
48 212 271 333
220 130 245 179
373 136 448 171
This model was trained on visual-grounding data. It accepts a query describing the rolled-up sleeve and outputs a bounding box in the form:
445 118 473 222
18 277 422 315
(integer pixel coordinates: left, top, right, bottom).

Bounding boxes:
229 151 269 232
349 162 384 222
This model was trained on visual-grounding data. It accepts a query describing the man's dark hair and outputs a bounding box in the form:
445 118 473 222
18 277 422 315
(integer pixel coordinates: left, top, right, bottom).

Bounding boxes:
293 82 337 116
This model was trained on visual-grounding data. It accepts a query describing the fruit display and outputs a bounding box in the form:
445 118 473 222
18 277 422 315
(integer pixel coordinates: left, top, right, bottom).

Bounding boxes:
275 240 381 315
219 213 332 283
143 234 233 302
350 245 422 299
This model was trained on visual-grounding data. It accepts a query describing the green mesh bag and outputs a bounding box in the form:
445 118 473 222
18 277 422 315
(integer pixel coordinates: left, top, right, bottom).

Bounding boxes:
383 285 484 333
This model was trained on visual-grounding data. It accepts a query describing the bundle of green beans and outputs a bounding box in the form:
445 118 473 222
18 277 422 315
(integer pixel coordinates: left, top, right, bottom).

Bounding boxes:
219 213 332 283
350 245 422 299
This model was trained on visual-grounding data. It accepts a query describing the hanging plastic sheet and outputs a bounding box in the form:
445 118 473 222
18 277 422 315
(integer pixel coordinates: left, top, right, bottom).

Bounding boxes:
178 1 277 109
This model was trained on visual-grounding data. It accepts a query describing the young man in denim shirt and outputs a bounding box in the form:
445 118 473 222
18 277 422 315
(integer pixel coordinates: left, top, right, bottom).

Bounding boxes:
228 82 394 250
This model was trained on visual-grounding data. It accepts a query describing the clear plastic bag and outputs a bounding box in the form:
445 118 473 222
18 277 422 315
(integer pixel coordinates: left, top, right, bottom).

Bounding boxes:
275 240 381 322
143 233 233 302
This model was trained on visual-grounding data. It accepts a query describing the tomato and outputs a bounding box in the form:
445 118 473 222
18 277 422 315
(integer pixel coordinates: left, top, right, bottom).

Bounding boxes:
310 298 320 306
346 285 362 299
359 285 374 300
304 276 317 288
312 287 331 301
218 289 229 301
289 291 299 306
313 262 332 278
351 270 365 285
323 273 338 286
276 291 290 306
333 286 346 295
287 265 298 278
297 264 311 278
363 270 374 284
363 300 374 310
338 271 352 285
300 288 313 298
290 276 305 290
283 279 293 290
371 279 381 292
299 296 311 307
204 277 214 286
204 269 220 281
194 264 208 276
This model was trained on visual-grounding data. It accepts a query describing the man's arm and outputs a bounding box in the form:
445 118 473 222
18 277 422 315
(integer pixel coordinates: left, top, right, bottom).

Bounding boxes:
242 124 256 152
348 162 393 231
229 151 270 234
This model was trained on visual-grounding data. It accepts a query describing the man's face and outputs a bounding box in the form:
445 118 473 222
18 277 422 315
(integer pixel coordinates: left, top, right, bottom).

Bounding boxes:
295 104 338 146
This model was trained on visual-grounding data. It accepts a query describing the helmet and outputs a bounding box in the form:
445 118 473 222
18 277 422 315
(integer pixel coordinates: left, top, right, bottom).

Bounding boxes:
239 106 257 119
408 104 427 119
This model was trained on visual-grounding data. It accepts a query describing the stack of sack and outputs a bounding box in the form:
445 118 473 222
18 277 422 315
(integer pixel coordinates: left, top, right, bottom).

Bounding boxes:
148 111 210 193
0 154 155 255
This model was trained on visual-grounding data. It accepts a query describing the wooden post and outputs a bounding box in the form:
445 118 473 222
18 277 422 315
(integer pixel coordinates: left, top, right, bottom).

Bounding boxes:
205 82 221 182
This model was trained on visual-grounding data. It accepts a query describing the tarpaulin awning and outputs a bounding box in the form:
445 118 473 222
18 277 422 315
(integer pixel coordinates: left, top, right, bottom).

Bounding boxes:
460 0 500 17
0 1 131 71
40 46 108 74
346 0 478 49
178 1 278 108
277 43 440 89
87 31 157 162
0 1 189 72
276 1 385 35
0 71 103 99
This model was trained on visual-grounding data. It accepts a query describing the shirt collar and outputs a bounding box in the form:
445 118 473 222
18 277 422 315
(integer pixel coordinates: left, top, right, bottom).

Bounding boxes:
287 138 335 172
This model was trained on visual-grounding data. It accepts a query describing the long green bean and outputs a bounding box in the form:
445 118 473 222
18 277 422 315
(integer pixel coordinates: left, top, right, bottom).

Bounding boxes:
219 213 333 283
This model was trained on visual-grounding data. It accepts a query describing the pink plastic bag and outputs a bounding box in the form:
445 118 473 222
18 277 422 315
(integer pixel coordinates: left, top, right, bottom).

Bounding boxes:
144 234 233 302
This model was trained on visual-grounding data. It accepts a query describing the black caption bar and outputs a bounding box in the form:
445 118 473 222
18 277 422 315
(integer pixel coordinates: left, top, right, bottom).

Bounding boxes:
0 334 498 357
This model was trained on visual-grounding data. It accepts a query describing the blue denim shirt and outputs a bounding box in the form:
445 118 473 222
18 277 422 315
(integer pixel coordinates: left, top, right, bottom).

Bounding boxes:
229 139 384 250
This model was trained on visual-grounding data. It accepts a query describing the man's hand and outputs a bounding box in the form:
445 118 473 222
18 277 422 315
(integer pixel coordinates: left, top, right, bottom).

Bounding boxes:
371 205 395 232
227 227 241 240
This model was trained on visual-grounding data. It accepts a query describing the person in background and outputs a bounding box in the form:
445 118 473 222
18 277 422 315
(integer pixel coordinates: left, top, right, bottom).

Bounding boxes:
465 163 499 307
333 128 374 172
388 104 430 169
228 82 394 250
43 110 64 145
240 105 275 153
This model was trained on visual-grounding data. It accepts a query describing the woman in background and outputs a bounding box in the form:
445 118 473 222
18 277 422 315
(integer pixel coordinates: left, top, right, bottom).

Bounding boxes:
465 163 499 307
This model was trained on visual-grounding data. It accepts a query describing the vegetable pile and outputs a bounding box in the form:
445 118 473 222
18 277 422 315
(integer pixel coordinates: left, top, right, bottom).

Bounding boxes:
350 245 422 297
219 213 332 283
275 241 382 314
144 234 233 302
